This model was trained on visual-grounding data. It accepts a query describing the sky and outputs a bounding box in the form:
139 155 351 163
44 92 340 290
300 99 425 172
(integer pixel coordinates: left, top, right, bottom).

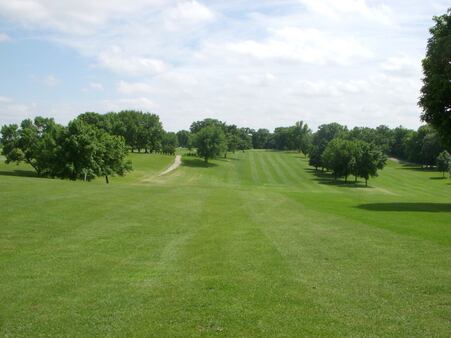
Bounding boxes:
0 0 449 132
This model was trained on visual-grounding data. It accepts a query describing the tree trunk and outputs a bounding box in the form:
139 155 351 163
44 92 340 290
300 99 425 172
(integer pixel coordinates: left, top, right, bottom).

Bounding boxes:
204 157 208 163
365 178 368 187
105 175 109 184
355 175 357 182
224 152 227 158
345 175 348 183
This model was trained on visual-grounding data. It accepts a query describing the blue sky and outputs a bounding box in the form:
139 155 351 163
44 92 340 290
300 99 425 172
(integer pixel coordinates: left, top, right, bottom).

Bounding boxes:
0 0 449 131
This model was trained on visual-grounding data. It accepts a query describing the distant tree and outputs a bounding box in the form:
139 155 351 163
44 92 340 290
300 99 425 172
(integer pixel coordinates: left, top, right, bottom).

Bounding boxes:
322 138 356 182
374 125 394 154
236 128 252 151
292 121 312 156
60 119 131 183
0 117 63 176
436 150 451 177
190 118 226 134
390 126 413 159
354 142 387 186
161 132 177 155
176 130 191 148
419 10 451 148
308 145 322 171
421 131 443 166
252 128 271 149
194 125 226 163
311 123 348 168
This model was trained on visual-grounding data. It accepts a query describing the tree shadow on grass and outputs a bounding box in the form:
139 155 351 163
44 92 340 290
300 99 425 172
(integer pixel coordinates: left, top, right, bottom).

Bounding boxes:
356 202 451 213
397 163 437 172
181 158 217 168
304 168 372 188
0 169 40 178
430 176 448 180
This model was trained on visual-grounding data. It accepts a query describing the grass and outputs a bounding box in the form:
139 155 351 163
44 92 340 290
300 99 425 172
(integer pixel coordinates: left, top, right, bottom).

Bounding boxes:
0 150 450 336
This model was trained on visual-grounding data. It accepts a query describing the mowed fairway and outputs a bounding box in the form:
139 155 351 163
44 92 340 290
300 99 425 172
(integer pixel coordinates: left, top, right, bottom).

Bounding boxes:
0 150 450 336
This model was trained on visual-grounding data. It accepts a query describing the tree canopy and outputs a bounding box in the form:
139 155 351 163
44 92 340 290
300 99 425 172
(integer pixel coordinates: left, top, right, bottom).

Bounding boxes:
419 10 451 148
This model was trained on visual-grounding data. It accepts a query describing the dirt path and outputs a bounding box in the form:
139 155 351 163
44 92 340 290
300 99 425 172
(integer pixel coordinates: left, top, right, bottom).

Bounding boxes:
159 155 182 176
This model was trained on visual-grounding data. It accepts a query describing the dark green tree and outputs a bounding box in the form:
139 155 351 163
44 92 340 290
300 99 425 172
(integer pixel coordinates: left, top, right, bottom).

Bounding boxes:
194 125 226 163
354 142 387 186
419 9 451 148
436 150 451 177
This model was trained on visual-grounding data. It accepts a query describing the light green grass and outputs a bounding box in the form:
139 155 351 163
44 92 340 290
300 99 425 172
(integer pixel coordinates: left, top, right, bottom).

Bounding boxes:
0 151 450 336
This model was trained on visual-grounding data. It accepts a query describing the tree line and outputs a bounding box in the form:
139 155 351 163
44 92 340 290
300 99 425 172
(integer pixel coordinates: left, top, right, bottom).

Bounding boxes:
1 114 450 183
0 111 177 182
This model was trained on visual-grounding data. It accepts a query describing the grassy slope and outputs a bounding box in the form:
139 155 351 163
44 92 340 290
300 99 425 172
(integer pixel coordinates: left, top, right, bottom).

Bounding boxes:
0 151 449 336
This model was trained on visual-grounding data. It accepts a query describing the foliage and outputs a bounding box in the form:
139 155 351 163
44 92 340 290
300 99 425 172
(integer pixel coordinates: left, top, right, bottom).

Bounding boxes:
176 130 192 148
419 10 451 148
161 132 177 155
1 117 131 182
436 150 451 177
194 125 227 163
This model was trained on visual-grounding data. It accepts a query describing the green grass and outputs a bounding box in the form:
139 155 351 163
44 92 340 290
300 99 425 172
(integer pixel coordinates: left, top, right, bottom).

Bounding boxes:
0 151 450 336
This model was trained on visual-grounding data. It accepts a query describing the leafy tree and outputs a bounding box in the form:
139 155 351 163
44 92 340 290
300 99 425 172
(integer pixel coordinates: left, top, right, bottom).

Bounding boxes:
252 128 271 149
419 10 451 148
354 142 387 186
436 150 451 177
310 123 348 168
390 126 413 159
190 118 225 134
322 138 356 182
292 121 312 156
161 132 177 155
194 125 226 163
60 119 131 182
308 145 322 171
176 130 191 148
1 117 63 176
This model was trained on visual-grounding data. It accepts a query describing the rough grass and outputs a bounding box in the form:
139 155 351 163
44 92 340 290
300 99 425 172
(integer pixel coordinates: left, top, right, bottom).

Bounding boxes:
0 151 450 336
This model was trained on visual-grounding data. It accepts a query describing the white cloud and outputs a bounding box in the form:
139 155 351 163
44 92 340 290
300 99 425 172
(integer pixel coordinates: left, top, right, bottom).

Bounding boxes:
89 82 104 91
227 27 372 65
381 55 421 77
0 96 35 124
0 32 11 42
117 81 154 95
0 0 164 35
104 97 157 112
42 75 60 86
98 46 167 76
298 0 393 24
165 0 215 28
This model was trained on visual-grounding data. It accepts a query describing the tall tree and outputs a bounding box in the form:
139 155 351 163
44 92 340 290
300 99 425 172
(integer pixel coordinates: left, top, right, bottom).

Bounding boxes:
194 125 226 163
419 10 451 148
292 121 312 156
436 150 451 177
354 142 387 186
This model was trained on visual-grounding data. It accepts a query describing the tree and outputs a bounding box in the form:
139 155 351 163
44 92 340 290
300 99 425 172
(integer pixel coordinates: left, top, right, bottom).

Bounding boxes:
436 150 451 177
252 128 271 149
310 123 348 168
322 138 356 182
354 142 387 186
60 119 131 182
419 10 451 148
194 125 226 163
390 126 413 159
176 130 191 148
1 117 63 176
161 132 177 155
308 145 322 171
292 121 312 156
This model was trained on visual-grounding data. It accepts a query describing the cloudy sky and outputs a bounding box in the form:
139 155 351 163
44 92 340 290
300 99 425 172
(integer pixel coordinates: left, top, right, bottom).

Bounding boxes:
0 0 448 131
